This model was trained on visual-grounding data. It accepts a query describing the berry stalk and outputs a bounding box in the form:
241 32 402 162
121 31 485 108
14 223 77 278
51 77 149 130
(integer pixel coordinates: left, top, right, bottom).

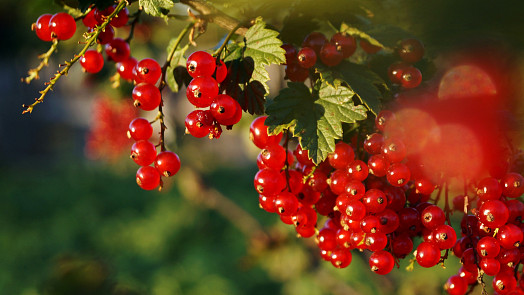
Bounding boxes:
22 0 128 114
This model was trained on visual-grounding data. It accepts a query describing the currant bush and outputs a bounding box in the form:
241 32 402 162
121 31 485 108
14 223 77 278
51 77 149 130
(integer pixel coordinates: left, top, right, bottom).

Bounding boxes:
24 1 524 294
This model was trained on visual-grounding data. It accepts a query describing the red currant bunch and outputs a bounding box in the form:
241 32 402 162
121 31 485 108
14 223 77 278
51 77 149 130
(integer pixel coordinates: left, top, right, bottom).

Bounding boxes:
184 51 240 139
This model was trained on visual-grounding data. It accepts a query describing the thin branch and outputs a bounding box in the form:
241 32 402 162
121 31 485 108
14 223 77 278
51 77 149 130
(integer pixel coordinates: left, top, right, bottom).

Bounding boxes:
125 8 143 43
22 40 59 84
22 0 128 114
156 22 194 153
180 0 248 35
213 22 242 58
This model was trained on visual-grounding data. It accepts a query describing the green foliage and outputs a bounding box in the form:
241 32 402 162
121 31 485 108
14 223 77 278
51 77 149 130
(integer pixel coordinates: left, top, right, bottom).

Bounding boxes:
265 82 367 164
166 42 189 93
221 18 285 115
139 0 177 19
244 18 286 91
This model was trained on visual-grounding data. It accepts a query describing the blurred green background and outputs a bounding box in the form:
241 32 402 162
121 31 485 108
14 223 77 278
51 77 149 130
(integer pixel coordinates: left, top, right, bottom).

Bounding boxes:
2 0 524 294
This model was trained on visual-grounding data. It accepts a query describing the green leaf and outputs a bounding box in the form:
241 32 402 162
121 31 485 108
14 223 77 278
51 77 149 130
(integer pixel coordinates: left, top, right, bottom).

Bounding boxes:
335 61 386 115
244 18 286 92
265 82 367 164
165 42 189 93
340 22 414 49
139 0 176 18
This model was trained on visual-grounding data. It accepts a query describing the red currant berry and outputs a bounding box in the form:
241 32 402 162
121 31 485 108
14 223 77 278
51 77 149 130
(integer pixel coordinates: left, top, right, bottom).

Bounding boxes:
34 14 53 42
132 83 161 111
387 61 409 84
80 50 104 74
362 189 387 214
302 32 327 55
249 116 283 149
128 117 153 141
414 178 435 195
328 141 355 169
344 179 366 199
381 137 407 163
320 42 344 67
444 275 468 295
154 151 181 177
478 200 509 229
186 76 219 108
186 51 216 78
497 223 523 249
117 56 138 81
218 103 242 126
375 110 395 132
136 166 161 191
285 63 309 82
397 38 425 64
260 144 286 171
96 26 114 45
400 66 422 88
135 58 162 85
493 272 517 294
82 9 98 28
94 6 114 24
345 199 367 221
501 173 524 198
254 168 285 196
259 194 277 213
386 163 411 187
477 236 501 258
131 140 157 166
421 205 446 230
281 43 297 65
214 59 227 83
365 232 388 252
331 248 352 268
329 169 351 195
49 12 76 40
360 39 382 54
297 47 317 69
416 241 441 268
111 7 129 28
275 191 299 216
433 224 457 250
363 133 384 155
293 144 313 166
391 233 413 258
477 177 502 201
105 38 131 62
331 32 356 58
210 94 240 122
480 257 500 276
377 209 400 234
369 250 395 275
185 110 213 138
347 159 369 181
368 154 390 177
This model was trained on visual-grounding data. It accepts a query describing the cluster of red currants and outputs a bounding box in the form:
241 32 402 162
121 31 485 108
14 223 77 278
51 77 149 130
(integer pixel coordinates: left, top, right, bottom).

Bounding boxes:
128 117 181 191
251 109 524 293
387 38 425 88
80 5 132 74
443 172 524 295
184 51 241 139
33 12 77 42
282 31 357 82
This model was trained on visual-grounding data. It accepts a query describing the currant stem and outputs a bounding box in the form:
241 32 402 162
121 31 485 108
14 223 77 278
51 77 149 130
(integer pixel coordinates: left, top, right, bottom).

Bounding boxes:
23 39 59 84
213 22 242 59
22 0 128 114
156 22 194 152
125 8 142 44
